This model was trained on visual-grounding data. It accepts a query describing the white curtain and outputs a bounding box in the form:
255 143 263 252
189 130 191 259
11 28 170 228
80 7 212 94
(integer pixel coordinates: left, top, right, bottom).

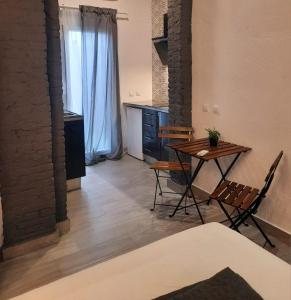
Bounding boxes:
60 7 123 165
60 8 82 115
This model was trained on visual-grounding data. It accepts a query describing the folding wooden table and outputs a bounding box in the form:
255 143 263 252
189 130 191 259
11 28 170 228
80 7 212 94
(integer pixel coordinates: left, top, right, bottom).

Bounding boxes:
168 138 251 223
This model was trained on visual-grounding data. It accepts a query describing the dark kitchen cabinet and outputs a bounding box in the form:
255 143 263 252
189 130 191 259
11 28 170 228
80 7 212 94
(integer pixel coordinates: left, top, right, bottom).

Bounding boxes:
142 109 169 160
65 119 86 180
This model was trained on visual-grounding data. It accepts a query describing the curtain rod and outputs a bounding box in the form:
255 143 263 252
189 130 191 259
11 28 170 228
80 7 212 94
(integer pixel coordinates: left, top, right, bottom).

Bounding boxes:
59 5 128 15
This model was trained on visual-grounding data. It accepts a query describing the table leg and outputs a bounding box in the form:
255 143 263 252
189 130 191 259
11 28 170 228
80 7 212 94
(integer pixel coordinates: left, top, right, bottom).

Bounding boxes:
169 151 205 224
215 153 241 188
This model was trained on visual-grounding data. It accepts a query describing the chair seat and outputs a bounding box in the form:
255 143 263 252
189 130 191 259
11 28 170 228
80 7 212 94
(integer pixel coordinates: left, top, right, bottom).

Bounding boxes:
210 180 259 210
150 161 191 171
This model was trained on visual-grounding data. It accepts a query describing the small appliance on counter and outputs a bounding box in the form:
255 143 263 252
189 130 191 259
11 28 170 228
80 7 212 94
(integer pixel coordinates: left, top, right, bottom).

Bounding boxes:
64 110 86 191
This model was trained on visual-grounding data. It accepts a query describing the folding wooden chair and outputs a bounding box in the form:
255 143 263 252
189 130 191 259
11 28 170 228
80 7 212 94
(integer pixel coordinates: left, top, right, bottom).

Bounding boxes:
150 126 194 212
210 151 283 247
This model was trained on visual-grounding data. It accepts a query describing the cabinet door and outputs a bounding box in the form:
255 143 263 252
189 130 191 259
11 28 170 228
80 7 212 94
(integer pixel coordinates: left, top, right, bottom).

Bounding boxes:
143 109 157 125
65 120 86 180
143 109 160 160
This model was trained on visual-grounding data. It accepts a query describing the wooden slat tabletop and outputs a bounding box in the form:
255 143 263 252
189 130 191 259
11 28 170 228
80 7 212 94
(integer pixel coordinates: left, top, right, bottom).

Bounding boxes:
169 138 251 161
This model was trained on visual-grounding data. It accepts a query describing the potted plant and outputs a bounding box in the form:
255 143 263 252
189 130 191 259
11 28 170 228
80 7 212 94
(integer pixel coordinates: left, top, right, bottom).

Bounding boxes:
206 128 221 147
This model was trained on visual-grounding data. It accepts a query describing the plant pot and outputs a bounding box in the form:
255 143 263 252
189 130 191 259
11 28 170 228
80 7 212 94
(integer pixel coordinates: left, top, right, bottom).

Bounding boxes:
209 137 219 147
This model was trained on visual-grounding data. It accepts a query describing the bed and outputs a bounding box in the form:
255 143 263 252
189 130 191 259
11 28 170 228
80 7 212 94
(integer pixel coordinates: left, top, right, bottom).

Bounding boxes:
12 223 291 300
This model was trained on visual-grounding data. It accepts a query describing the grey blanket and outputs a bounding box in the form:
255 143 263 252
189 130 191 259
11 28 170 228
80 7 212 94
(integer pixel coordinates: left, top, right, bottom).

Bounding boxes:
154 268 263 300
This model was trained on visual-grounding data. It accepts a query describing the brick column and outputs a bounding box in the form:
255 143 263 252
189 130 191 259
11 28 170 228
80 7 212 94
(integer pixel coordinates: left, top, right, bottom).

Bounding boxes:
168 0 193 184
0 1 56 246
44 0 67 223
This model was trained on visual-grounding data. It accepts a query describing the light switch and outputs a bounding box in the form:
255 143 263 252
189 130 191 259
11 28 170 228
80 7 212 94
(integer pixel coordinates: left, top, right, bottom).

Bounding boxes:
129 91 135 97
136 91 141 96
213 105 220 114
202 104 209 113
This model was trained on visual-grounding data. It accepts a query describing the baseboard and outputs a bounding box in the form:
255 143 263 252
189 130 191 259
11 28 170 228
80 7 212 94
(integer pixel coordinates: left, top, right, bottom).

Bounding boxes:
57 218 71 235
2 219 71 261
251 216 290 245
168 180 291 242
67 178 81 192
127 153 145 161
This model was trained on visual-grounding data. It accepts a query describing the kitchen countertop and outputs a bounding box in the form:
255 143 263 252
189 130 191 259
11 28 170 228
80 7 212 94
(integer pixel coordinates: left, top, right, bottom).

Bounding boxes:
123 102 169 113
64 111 84 122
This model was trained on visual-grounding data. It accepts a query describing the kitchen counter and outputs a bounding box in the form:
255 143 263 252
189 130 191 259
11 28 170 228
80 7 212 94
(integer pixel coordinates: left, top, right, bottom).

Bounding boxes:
64 110 84 122
64 113 86 186
123 102 169 113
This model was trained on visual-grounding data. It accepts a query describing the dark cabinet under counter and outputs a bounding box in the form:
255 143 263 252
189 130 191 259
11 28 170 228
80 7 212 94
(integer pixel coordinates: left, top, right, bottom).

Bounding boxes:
64 115 86 180
143 108 159 159
142 108 169 161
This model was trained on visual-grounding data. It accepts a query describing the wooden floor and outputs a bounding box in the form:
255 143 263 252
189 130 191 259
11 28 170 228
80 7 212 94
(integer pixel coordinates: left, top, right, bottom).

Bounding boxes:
0 155 290 299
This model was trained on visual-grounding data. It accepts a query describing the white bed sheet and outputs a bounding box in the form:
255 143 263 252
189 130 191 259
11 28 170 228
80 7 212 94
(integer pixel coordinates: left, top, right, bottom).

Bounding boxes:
12 223 291 300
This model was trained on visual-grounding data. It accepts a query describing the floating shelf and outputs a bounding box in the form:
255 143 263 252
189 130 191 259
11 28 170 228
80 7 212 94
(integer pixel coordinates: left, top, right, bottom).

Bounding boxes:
152 37 168 44
152 37 168 65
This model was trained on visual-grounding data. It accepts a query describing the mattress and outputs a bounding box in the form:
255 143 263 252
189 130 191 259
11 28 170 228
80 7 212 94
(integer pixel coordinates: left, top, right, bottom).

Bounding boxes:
12 223 291 300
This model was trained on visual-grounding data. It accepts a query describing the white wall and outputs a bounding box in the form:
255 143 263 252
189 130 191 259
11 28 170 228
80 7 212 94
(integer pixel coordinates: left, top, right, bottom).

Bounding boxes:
192 0 291 233
58 0 152 147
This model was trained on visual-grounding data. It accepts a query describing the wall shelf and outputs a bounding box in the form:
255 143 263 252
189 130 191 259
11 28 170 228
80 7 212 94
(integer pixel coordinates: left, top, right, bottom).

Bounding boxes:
152 37 168 44
152 37 168 65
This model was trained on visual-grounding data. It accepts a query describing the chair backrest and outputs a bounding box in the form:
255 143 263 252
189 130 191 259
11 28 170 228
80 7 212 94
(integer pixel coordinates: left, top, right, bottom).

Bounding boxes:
252 151 284 212
158 126 194 141
261 151 284 196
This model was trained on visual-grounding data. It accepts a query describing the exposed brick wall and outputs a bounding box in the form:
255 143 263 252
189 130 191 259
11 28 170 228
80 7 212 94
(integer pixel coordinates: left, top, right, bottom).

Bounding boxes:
44 0 67 223
0 0 57 245
152 0 168 106
168 0 193 183
168 0 192 127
